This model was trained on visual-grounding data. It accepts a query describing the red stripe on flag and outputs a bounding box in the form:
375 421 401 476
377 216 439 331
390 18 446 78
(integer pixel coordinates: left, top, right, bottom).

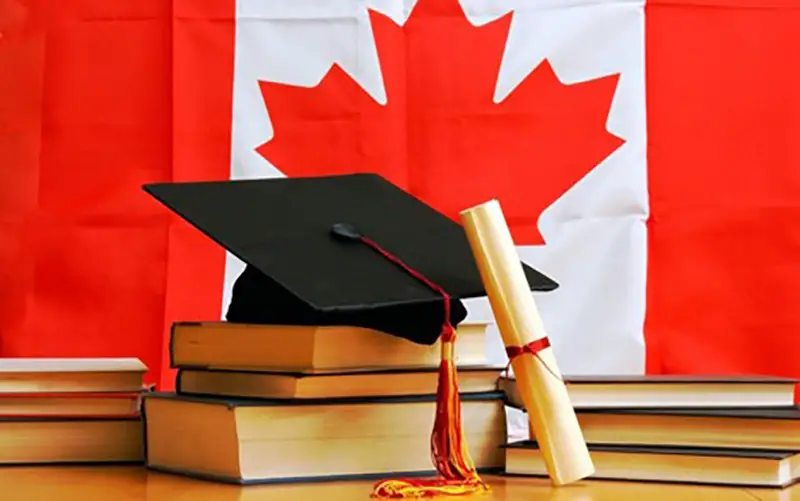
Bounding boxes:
0 0 234 388
161 0 236 389
645 0 800 381
160 0 236 389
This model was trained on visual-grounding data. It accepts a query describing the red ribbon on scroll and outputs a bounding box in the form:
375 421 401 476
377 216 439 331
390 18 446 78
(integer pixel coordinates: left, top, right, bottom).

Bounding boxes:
504 337 551 375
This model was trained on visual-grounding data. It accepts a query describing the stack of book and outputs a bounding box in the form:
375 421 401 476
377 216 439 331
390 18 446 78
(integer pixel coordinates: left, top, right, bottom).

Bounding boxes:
0 358 147 464
142 321 509 484
499 374 800 488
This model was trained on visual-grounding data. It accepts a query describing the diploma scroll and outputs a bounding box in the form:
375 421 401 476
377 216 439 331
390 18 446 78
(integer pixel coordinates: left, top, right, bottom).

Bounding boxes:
459 199 594 486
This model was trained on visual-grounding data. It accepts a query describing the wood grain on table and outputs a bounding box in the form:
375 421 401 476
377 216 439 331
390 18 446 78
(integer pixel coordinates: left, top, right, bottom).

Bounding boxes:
2 467 797 501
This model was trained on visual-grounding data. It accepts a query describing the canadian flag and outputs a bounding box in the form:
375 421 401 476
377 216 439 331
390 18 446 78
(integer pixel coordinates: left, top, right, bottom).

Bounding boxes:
1 0 798 400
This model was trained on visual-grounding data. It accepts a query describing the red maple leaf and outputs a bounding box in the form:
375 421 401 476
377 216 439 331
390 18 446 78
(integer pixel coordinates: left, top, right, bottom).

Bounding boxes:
256 0 624 245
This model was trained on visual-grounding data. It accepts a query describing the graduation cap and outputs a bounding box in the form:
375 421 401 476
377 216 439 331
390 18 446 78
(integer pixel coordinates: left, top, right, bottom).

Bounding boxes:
143 173 558 496
142 173 557 346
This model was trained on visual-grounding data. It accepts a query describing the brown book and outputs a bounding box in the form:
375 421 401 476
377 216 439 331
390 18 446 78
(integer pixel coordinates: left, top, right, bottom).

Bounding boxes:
561 406 800 450
0 417 143 464
0 358 148 393
499 374 798 409
176 365 503 400
0 392 142 418
143 391 506 484
504 441 800 488
170 321 489 372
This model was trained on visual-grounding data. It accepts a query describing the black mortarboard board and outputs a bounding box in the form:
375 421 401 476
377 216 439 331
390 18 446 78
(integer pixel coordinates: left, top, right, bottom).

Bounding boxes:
143 173 557 346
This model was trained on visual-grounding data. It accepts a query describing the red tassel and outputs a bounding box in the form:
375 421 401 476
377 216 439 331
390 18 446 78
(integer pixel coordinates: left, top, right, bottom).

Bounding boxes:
370 324 488 498
350 234 489 498
430 325 483 480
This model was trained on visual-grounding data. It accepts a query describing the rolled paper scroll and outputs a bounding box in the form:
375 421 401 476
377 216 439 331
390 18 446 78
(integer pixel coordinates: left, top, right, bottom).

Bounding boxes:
459 199 594 486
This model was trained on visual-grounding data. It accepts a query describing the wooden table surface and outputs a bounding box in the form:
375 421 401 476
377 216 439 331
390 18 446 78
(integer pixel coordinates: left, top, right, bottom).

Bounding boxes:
3 467 798 501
